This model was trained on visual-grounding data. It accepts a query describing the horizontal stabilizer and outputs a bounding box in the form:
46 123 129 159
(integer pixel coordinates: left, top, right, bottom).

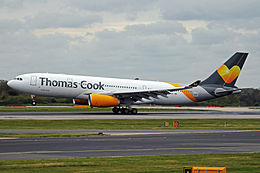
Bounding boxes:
214 88 241 96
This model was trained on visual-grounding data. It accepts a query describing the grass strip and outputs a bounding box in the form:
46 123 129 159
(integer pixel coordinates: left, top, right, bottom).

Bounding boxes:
0 133 105 138
0 107 110 112
0 153 259 173
0 119 259 130
0 107 206 112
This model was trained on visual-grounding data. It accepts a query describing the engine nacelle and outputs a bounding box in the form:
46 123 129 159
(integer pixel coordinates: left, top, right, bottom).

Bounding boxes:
89 94 119 107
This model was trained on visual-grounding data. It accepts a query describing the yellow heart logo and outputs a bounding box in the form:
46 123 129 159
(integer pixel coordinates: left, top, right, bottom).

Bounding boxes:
217 65 241 83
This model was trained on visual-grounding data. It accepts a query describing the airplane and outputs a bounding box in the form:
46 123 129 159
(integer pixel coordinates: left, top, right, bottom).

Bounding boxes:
7 52 248 114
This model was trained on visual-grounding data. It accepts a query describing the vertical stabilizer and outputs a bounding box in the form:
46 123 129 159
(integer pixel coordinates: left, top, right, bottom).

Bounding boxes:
200 52 248 87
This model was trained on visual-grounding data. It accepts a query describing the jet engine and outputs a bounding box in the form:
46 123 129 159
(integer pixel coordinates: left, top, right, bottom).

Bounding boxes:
89 94 120 107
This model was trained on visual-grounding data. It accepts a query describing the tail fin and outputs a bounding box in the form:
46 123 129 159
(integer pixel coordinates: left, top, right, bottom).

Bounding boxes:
200 52 248 87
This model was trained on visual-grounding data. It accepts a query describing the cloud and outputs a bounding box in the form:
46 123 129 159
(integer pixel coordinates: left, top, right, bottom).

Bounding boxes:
125 21 186 35
191 26 237 45
26 12 102 29
0 19 24 33
0 0 23 9
160 0 260 21
0 0 259 88
66 0 156 13
65 22 196 81
211 18 260 31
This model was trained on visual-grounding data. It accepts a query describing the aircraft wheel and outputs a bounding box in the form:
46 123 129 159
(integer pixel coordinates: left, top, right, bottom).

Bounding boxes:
121 108 129 114
112 107 119 114
31 100 37 106
131 108 138 115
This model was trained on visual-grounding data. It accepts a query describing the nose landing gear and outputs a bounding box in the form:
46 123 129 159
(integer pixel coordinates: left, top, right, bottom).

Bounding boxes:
31 95 37 106
112 107 138 115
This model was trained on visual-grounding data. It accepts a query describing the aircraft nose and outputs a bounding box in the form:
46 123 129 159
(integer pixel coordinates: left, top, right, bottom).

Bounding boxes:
7 80 14 88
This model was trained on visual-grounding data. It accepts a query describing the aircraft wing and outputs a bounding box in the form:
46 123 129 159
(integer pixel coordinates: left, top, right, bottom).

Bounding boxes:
101 80 201 102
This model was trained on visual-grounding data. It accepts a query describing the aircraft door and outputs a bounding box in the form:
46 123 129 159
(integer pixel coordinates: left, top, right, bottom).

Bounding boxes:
30 76 37 86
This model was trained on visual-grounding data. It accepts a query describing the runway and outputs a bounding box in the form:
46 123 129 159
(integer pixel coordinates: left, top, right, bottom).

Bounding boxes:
0 109 259 160
0 110 260 120
0 130 259 160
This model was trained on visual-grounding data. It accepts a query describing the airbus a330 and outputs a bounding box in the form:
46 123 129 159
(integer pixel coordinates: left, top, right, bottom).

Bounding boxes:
7 52 248 114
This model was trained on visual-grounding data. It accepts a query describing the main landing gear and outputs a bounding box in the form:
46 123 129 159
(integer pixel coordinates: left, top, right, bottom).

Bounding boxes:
112 107 138 115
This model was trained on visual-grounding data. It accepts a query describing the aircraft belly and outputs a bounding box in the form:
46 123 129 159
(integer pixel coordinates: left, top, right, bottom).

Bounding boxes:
153 94 193 105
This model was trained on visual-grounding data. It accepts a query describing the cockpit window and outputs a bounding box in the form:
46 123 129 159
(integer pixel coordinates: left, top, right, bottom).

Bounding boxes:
14 78 23 81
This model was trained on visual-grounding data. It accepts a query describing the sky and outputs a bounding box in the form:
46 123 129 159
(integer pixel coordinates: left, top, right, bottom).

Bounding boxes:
0 0 259 88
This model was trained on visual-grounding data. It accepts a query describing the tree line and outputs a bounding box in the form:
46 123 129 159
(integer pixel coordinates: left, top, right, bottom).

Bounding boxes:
0 80 259 106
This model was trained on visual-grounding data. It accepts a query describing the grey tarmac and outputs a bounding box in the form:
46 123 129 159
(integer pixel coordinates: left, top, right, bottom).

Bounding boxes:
0 130 259 160
0 110 260 120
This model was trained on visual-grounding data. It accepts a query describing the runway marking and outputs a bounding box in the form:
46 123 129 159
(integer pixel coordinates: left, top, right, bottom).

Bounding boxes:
0 145 259 156
1 110 260 120
0 130 259 141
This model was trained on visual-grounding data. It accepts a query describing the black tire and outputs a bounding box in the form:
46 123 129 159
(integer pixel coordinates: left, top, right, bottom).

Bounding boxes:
131 108 138 115
121 108 129 114
112 107 119 114
31 101 37 106
124 108 130 114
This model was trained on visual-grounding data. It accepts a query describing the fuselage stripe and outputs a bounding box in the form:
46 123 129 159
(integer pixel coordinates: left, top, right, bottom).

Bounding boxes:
167 82 198 102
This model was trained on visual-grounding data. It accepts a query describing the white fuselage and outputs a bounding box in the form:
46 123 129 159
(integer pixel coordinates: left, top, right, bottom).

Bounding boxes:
7 73 214 105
